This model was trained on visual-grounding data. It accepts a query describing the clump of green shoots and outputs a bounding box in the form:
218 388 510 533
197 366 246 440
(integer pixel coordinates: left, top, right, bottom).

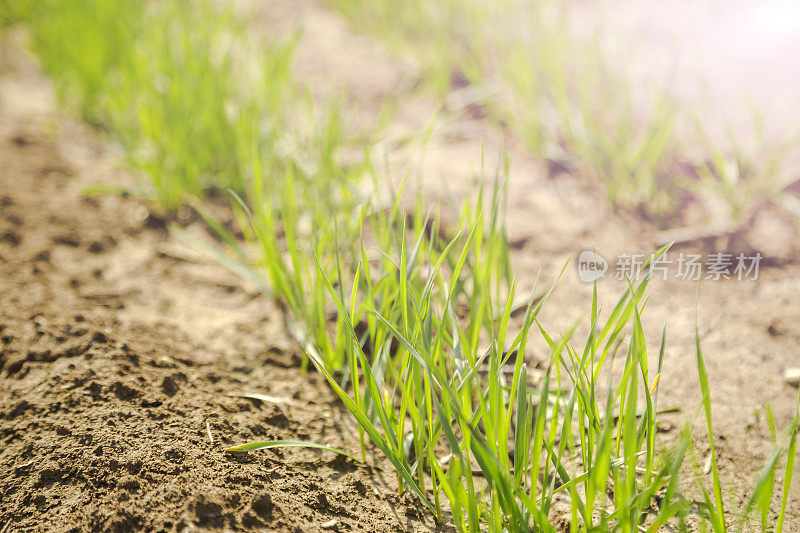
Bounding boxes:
301 210 800 530
693 108 800 224
307 232 687 530
19 0 304 209
329 0 800 228
328 0 686 221
502 1 684 221
327 0 491 96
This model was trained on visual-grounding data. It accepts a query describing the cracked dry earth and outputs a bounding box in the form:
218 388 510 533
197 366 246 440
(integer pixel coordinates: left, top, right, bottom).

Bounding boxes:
0 42 444 533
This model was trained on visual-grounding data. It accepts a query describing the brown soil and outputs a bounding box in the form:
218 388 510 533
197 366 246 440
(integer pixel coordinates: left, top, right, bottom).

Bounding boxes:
0 37 443 533
2 0 800 530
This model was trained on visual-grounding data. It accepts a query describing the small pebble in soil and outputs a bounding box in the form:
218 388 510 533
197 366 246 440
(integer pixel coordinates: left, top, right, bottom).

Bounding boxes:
784 368 800 388
320 519 338 529
656 421 675 433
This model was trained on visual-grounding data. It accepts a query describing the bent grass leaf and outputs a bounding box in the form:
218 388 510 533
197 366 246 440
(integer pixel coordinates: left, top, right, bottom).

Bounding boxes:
225 440 361 463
